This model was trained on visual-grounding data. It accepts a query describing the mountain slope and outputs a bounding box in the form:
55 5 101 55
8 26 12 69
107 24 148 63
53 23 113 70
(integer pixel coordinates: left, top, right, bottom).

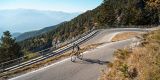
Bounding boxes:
0 9 80 34
15 23 61 41
12 32 22 38
19 0 159 52
0 28 4 36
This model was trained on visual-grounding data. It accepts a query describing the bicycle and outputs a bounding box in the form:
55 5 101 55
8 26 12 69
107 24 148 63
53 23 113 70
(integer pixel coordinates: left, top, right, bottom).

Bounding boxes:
71 50 83 62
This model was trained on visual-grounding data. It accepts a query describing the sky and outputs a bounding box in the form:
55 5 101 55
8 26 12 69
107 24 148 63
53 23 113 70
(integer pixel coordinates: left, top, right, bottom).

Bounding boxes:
0 0 103 35
0 0 103 13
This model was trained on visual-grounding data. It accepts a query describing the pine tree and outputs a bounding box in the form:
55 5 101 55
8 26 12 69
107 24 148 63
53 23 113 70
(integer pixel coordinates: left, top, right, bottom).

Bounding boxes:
0 31 23 62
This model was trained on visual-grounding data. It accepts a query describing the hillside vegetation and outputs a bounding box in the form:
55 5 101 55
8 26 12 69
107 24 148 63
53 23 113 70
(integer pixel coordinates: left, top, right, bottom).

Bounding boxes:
100 29 160 80
19 0 159 52
0 31 23 63
16 24 59 41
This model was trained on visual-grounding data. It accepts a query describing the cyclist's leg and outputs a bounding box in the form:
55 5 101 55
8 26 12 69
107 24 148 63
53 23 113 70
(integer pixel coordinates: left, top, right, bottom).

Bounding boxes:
77 51 83 59
71 50 79 62
71 53 76 62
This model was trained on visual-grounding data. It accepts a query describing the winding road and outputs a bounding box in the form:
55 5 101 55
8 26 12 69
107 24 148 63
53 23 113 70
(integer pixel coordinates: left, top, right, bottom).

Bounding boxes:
9 28 149 80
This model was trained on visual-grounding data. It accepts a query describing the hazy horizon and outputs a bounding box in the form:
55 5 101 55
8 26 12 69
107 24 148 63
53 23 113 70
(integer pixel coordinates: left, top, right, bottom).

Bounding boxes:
0 0 103 13
0 8 83 14
0 9 80 33
0 0 103 36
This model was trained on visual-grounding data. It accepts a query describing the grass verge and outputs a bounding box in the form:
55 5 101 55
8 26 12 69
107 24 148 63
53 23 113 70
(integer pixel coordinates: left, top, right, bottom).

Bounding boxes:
111 32 140 42
99 29 160 80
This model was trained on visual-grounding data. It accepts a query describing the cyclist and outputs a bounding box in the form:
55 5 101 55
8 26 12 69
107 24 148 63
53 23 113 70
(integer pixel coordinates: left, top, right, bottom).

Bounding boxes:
72 43 76 52
76 44 80 52
71 44 82 62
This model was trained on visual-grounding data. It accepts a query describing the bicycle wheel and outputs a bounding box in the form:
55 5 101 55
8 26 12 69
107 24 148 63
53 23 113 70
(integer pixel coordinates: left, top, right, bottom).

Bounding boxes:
77 53 83 59
71 55 76 62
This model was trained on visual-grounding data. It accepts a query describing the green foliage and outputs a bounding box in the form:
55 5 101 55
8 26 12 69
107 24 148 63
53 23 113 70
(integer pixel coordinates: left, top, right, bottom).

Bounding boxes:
119 64 129 78
19 0 159 52
100 0 159 25
0 31 23 62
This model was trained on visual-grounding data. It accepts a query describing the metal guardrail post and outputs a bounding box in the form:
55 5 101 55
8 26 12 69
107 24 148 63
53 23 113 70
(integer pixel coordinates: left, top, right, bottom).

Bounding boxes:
0 63 4 72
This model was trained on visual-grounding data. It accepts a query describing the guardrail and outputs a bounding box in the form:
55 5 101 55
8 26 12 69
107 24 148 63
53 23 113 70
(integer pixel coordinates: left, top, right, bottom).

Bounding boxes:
0 29 100 73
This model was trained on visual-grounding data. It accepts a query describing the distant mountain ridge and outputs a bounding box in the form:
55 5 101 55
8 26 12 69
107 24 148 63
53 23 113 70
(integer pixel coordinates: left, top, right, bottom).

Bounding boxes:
15 22 62 41
12 32 22 38
0 9 80 40
0 28 4 36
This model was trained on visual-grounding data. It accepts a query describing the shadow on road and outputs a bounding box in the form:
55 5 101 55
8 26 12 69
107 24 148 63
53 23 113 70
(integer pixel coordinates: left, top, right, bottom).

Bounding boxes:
74 58 110 65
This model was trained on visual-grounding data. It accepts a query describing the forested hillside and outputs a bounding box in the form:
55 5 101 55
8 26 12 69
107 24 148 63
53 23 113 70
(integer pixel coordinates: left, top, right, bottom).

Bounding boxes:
19 0 160 52
16 24 59 41
0 31 23 63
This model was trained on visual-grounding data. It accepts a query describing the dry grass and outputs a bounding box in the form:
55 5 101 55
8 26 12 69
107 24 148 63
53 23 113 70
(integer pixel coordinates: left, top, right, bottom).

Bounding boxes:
99 29 160 80
112 32 140 42
0 43 104 79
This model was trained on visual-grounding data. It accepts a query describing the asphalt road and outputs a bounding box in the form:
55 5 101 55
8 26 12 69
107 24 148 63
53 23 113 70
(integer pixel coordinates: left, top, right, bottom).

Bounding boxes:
9 28 147 80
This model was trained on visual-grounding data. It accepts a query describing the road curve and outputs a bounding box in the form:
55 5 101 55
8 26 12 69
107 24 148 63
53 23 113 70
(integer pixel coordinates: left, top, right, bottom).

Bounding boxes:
9 28 148 80
2 30 99 72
